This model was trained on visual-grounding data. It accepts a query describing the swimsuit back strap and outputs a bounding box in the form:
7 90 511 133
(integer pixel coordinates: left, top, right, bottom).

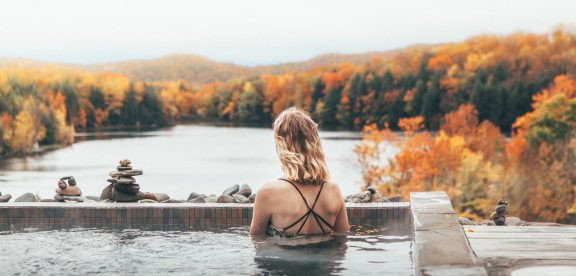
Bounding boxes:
278 178 333 234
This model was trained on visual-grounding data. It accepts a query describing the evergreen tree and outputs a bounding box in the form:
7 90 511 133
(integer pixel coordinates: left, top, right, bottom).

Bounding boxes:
319 87 341 127
139 88 165 126
120 85 139 126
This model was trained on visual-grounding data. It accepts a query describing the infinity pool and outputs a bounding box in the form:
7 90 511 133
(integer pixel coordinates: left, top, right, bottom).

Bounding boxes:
0 225 413 275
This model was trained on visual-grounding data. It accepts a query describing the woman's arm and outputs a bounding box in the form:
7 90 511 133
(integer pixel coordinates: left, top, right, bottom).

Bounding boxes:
332 185 350 234
249 185 273 235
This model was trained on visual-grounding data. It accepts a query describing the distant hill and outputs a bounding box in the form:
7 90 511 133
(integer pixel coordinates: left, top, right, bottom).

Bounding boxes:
85 54 253 83
0 45 433 84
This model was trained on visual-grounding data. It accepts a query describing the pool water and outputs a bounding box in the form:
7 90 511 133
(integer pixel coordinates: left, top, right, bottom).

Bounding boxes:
0 225 413 275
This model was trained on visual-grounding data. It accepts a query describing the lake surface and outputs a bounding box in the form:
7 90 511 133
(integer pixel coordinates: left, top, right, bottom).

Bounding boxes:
0 125 375 200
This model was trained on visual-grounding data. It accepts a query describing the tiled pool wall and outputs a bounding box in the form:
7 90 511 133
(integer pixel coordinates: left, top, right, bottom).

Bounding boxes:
0 202 412 231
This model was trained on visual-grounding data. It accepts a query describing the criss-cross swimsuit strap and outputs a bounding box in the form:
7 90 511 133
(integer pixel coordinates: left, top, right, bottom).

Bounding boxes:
278 178 334 235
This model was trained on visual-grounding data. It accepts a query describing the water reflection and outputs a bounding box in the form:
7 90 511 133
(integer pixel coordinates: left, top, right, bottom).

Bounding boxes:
252 236 348 275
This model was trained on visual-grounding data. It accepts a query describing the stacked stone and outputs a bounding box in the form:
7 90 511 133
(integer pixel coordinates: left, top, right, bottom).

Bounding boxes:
490 199 508 226
108 160 144 202
54 176 83 202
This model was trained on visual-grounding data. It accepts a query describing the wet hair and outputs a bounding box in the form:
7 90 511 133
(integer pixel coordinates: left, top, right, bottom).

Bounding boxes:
273 107 329 185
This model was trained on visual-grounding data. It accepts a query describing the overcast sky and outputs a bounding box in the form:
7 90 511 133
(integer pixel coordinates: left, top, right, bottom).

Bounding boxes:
0 0 574 66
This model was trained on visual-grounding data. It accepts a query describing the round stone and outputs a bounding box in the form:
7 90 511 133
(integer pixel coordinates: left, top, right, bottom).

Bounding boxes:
0 194 12 202
109 169 143 178
117 165 133 171
189 197 206 203
100 184 114 201
55 185 82 196
216 195 235 203
119 159 131 166
233 194 250 204
106 178 118 184
116 177 136 185
58 180 67 189
237 184 252 197
111 189 143 202
222 184 239 196
113 183 140 194
495 204 507 214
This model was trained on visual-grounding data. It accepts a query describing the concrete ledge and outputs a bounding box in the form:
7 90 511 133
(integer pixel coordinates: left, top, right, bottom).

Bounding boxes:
0 202 411 231
410 192 487 276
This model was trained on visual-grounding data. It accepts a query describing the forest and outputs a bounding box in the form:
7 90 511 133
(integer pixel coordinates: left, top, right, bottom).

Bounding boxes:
0 28 575 221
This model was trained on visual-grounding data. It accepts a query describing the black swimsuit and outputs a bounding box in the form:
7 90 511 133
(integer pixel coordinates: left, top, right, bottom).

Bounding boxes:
267 178 334 237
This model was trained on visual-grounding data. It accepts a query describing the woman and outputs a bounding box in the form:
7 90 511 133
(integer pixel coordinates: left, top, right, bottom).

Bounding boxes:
250 107 350 236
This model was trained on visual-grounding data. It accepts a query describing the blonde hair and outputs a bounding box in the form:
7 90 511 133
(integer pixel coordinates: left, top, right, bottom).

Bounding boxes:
273 107 329 185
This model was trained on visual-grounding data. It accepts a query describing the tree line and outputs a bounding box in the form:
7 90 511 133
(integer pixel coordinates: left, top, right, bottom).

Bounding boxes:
0 28 574 156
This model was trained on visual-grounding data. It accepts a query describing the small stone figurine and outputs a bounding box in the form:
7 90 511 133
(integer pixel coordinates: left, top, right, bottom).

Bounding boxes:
489 199 508 226
54 176 83 202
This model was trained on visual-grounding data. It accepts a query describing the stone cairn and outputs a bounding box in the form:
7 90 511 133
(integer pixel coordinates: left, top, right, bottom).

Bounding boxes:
103 160 144 202
345 186 400 203
54 176 83 202
490 199 508 226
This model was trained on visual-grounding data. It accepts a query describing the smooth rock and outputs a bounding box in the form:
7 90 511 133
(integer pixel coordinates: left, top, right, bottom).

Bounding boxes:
119 159 131 166
0 194 12 202
205 196 218 203
486 221 496 226
40 199 59 202
67 176 77 186
189 197 206 203
117 165 133 171
109 169 143 178
113 183 140 194
373 197 390 203
161 199 184 203
233 194 250 203
86 196 100 201
237 184 252 197
371 192 389 202
139 199 158 203
216 195 235 203
116 177 136 185
367 185 377 194
61 196 85 202
505 216 524 226
54 194 66 202
111 189 144 202
187 192 203 201
490 212 501 220
143 193 169 202
100 184 113 200
55 185 82 196
495 204 507 214
387 195 402 202
14 192 40 202
249 193 256 203
223 184 239 196
58 180 67 189
458 217 476 226
106 178 118 184
346 191 371 203
495 216 506 226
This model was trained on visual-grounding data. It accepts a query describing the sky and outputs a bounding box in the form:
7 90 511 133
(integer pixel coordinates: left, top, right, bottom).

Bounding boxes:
0 0 574 66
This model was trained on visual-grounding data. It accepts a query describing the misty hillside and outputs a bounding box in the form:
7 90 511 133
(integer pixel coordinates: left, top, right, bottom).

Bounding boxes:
0 45 433 84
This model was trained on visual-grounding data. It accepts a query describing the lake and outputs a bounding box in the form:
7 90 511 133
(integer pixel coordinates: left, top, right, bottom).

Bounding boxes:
0 124 373 200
